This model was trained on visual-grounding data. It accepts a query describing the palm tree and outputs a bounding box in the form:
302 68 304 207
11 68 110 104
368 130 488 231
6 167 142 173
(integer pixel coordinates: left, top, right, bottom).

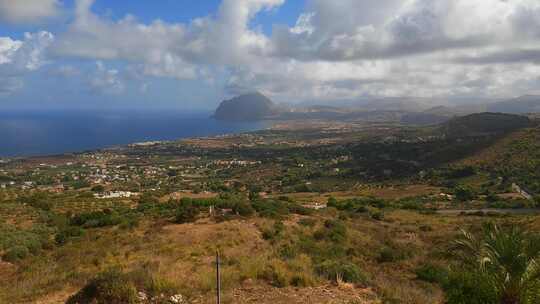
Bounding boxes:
453 224 540 304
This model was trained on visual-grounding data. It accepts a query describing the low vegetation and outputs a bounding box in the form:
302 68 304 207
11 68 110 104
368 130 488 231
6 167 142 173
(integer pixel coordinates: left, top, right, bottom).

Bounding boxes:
0 114 539 303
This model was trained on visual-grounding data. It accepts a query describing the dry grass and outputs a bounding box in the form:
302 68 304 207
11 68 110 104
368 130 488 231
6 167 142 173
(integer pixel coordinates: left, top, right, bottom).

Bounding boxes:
1 207 538 304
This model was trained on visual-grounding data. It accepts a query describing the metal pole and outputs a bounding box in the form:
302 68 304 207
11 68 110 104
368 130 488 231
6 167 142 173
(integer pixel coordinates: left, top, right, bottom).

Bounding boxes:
216 250 221 304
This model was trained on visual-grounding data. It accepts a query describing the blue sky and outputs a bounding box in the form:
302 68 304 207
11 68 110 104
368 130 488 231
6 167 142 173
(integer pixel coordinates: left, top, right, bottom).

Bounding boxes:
1 0 540 110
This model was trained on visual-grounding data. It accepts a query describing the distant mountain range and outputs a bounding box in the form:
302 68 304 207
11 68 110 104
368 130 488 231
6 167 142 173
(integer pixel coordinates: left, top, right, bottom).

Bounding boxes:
487 95 540 114
213 92 540 123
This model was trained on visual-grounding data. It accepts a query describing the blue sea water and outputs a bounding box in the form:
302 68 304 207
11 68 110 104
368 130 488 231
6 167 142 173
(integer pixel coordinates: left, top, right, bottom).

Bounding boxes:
0 110 268 157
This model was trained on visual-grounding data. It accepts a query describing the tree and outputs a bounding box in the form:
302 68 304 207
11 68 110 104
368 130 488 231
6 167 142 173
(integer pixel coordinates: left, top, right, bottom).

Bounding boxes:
454 185 475 202
175 201 200 224
452 224 540 304
232 201 255 216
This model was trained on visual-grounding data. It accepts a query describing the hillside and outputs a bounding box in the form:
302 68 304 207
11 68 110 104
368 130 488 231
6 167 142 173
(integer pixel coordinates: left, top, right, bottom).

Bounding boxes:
439 112 530 138
213 92 278 121
458 125 540 193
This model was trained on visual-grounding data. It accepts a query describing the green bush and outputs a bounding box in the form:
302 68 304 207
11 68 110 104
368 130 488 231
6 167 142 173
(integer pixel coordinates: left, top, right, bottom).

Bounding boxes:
174 201 200 224
415 264 448 284
454 185 475 202
377 246 411 263
327 197 383 213
55 226 85 245
25 238 43 254
316 260 368 285
70 209 122 228
443 269 497 304
252 199 290 218
262 221 284 241
314 220 347 243
233 201 255 217
3 245 29 262
66 268 138 304
279 243 299 259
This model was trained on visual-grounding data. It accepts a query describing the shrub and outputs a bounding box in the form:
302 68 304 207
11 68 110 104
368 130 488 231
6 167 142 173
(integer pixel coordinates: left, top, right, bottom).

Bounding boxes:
316 260 368 285
261 260 291 288
262 221 284 241
175 201 200 224
287 204 313 216
55 226 85 245
415 264 448 284
252 199 289 218
443 269 497 304
70 210 122 228
25 238 43 254
327 196 338 206
233 201 255 217
377 246 411 263
279 243 299 259
66 268 138 304
3 245 29 262
314 220 347 243
454 185 475 202
129 270 180 299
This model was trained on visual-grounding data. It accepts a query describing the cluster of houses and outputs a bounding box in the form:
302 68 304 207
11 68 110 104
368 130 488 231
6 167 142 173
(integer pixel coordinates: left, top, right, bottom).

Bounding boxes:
211 159 261 167
94 191 139 199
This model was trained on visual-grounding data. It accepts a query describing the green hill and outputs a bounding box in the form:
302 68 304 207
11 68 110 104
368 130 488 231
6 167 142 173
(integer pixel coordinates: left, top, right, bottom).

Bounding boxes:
458 125 540 193
439 112 530 138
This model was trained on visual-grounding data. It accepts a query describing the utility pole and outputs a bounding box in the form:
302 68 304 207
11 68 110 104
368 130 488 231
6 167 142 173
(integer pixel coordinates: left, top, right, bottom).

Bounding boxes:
216 250 221 304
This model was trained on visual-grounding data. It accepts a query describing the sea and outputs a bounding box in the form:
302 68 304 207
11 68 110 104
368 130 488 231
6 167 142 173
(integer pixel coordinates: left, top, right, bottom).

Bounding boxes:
0 109 268 157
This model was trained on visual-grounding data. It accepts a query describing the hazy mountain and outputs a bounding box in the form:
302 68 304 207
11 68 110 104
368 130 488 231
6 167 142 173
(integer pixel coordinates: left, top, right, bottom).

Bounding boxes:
400 112 450 125
487 95 540 114
213 92 278 121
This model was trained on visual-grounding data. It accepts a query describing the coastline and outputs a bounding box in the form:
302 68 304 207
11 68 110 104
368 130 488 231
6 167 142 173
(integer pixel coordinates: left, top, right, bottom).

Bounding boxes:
0 109 270 158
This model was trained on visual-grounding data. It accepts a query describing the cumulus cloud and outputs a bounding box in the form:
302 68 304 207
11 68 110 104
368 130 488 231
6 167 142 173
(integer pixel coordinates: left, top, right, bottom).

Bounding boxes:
0 0 61 24
88 61 125 94
0 31 54 96
7 0 540 102
52 0 283 80
231 0 540 101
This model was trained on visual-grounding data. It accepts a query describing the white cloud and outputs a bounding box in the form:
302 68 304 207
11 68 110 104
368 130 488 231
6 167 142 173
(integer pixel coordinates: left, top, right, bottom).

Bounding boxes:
8 0 540 102
13 31 55 71
88 61 124 94
0 31 54 96
53 0 283 80
0 0 61 24
0 37 22 64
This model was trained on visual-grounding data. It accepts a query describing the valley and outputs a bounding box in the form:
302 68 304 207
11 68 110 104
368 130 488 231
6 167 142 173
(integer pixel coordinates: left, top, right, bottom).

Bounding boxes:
0 112 539 304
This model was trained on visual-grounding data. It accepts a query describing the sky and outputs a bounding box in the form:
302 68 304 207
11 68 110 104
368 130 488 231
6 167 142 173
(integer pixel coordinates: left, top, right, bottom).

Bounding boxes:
1 0 540 110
